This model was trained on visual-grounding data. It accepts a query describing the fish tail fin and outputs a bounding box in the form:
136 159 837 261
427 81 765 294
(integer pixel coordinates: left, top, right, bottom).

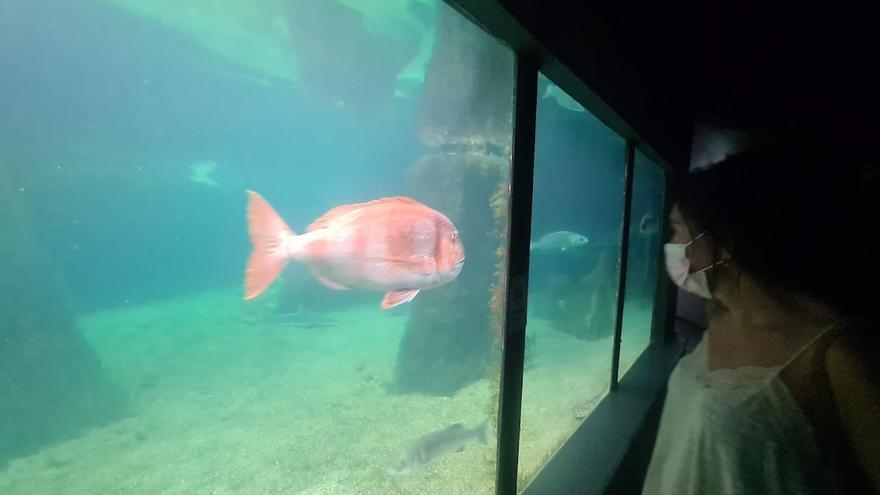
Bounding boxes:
244 190 295 300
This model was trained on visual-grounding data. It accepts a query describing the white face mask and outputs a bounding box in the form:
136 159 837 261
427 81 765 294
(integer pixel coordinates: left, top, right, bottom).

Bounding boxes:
663 232 724 299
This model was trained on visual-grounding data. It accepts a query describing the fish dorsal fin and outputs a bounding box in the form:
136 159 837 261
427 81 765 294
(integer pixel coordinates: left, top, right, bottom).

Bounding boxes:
373 196 420 205
306 197 422 232
306 204 364 232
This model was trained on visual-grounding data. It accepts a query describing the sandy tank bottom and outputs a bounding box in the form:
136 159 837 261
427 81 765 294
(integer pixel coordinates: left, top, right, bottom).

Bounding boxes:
0 288 653 494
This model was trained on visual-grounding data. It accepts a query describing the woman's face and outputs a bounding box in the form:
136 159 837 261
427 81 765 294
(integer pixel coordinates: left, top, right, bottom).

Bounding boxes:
669 204 718 273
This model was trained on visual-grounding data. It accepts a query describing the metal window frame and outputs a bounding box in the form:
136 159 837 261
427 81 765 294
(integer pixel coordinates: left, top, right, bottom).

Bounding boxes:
495 54 538 495
442 1 683 494
610 142 637 391
652 175 679 345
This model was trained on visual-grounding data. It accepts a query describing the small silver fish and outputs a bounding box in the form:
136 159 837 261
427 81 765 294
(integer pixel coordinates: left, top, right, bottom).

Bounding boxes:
529 231 589 252
638 213 659 235
387 422 488 476
542 83 585 112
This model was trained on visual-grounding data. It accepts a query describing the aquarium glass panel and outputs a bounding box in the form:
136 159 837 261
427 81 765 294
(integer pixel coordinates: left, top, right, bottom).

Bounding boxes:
0 1 514 493
619 150 667 377
517 74 627 488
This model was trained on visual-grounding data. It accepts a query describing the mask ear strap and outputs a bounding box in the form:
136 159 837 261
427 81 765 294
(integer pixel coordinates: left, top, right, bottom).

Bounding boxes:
693 258 727 274
685 231 707 247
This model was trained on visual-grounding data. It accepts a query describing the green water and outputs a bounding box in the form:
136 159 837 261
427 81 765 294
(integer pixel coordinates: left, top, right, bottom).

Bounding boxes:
0 1 665 493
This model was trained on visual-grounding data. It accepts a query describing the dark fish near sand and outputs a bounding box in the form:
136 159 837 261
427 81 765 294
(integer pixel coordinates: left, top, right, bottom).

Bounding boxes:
387 422 489 475
270 305 336 330
529 230 589 253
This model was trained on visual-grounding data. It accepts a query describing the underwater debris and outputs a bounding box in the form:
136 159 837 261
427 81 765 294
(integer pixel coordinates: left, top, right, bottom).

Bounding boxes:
188 160 219 187
282 0 420 114
573 391 604 420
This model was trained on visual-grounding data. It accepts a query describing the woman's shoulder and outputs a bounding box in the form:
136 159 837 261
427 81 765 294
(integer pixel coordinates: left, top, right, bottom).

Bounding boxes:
825 321 880 491
825 323 878 399
826 322 877 381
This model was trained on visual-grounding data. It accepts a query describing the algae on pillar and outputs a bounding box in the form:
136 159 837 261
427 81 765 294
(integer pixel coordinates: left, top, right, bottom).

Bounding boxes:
392 3 513 396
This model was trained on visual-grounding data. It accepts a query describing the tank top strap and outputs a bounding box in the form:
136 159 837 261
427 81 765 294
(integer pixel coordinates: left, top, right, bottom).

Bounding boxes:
781 318 847 369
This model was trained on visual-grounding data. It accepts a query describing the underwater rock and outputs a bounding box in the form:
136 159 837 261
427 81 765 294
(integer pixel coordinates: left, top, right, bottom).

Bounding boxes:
416 2 514 149
534 214 662 335
392 4 513 396
535 246 620 342
626 212 664 303
282 0 420 114
0 180 126 467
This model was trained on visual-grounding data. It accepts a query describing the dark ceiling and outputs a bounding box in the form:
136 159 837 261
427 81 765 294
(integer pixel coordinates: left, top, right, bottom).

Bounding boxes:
494 0 879 166
678 3 877 134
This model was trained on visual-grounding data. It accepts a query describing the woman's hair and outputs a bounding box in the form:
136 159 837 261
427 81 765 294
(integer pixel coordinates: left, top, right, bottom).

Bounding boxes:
673 134 879 320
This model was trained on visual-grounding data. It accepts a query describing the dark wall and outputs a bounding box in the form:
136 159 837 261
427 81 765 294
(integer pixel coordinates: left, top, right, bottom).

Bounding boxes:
686 3 879 139
457 1 879 172
453 2 879 494
450 0 695 171
496 1 695 169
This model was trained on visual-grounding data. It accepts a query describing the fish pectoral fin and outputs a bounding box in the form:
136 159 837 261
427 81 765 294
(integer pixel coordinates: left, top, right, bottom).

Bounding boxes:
312 272 351 290
381 289 420 310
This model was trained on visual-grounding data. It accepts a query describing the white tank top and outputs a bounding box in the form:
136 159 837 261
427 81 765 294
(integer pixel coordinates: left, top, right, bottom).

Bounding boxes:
642 322 842 494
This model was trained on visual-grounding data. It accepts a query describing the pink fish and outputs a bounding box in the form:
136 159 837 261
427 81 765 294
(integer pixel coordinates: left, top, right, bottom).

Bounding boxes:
244 190 466 309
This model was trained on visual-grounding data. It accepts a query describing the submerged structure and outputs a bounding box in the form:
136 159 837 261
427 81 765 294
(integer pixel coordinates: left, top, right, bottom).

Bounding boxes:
0 180 125 467
392 5 513 396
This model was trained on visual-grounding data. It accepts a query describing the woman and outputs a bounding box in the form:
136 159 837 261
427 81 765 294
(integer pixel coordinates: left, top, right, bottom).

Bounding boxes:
642 140 880 494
